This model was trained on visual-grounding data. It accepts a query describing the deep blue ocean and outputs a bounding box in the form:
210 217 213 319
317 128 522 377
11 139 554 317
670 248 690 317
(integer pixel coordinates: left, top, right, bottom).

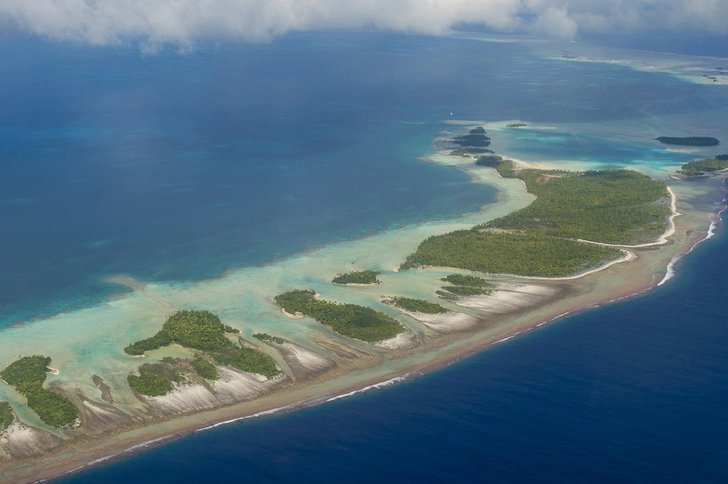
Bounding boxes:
2 31 728 482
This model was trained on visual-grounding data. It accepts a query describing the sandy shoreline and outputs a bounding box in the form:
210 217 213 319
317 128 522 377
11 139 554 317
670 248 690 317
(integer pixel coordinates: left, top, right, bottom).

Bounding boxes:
1 134 724 483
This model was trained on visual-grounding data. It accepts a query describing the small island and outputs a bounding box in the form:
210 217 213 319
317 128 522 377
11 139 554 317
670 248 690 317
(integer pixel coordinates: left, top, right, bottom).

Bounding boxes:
387 296 449 314
124 310 280 397
656 136 719 147
332 270 381 285
274 289 404 342
677 155 728 176
437 274 496 301
506 123 528 128
254 332 286 345
0 356 79 427
451 127 491 148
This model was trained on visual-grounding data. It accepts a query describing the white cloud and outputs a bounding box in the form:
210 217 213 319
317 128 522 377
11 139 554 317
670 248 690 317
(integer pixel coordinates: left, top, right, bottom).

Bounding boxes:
0 0 727 48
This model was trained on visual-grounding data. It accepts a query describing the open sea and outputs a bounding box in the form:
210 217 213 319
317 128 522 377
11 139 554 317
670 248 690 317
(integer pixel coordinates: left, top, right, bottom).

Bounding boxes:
1 31 727 481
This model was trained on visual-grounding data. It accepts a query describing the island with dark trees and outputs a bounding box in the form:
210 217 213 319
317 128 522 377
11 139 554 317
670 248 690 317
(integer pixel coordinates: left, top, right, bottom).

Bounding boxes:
0 356 79 427
656 136 719 146
275 289 404 342
451 126 491 147
124 310 280 396
387 296 449 314
677 155 728 176
437 274 496 301
332 270 381 285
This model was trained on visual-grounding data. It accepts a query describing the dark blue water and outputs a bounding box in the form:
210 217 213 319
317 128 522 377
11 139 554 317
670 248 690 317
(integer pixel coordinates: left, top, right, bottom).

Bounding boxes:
60 210 728 483
0 32 720 326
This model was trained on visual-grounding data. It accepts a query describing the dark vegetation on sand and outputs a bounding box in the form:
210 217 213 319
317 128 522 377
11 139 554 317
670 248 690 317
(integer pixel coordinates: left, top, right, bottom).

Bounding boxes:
0 356 78 427
274 290 403 342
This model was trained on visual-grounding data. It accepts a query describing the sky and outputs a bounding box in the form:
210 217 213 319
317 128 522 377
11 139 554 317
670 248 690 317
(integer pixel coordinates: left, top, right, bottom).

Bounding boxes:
1 1 727 51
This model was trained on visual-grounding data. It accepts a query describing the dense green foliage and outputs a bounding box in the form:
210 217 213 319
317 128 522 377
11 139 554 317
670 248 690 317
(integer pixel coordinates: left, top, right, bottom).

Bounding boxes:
389 297 448 314
163 310 232 351
441 274 494 287
124 310 233 355
475 155 504 167
490 158 517 178
125 310 280 379
254 333 285 345
210 346 280 378
124 332 172 356
0 402 13 430
224 325 240 334
451 127 491 147
274 290 404 342
677 157 728 176
191 357 219 381
483 169 671 244
401 231 621 277
0 356 79 427
401 168 665 277
127 364 175 397
332 270 381 285
656 136 719 146
439 274 495 299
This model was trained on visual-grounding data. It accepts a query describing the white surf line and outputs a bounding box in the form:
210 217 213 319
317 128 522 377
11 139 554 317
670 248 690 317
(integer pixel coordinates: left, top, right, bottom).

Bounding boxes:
577 185 680 249
659 186 727 286
326 374 409 402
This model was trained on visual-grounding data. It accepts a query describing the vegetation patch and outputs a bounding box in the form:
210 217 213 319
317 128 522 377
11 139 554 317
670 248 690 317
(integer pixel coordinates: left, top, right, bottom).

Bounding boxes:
401 166 665 277
677 156 728 176
124 310 280 379
211 346 280 378
483 169 670 244
475 155 504 167
656 136 719 146
127 364 175 397
254 333 285 345
439 275 496 300
388 297 448 314
191 357 219 381
332 270 381 285
0 356 79 427
441 274 495 288
451 127 491 148
274 290 404 342
506 123 528 128
401 231 621 277
0 402 14 430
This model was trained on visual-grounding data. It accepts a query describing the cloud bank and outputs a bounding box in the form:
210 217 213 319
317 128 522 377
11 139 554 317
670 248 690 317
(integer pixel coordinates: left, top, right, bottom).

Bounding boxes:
1 0 727 48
